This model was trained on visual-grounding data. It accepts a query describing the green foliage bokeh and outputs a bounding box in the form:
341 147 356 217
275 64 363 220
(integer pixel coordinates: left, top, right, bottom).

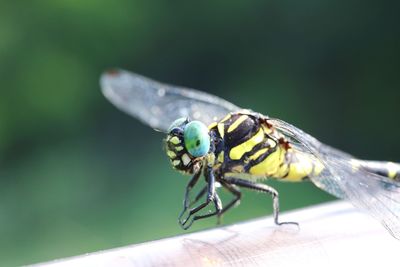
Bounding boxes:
0 1 399 265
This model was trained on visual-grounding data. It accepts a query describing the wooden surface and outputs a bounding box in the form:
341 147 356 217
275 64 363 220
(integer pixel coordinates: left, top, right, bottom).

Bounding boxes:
34 201 400 267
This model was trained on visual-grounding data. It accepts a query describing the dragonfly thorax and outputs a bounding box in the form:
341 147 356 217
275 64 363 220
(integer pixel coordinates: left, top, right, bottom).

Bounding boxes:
165 118 211 174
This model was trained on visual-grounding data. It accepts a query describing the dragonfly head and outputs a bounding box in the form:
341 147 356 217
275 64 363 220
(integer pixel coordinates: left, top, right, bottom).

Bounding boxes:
165 118 211 174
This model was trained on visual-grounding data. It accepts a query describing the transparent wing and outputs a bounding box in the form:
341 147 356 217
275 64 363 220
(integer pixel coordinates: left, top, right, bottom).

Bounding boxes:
100 69 240 132
269 118 400 239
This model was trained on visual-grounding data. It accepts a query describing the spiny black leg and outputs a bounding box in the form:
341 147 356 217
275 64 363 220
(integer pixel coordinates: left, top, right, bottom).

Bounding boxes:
189 185 207 207
183 171 202 208
217 182 241 224
224 177 298 226
178 171 201 223
181 194 222 230
179 166 220 229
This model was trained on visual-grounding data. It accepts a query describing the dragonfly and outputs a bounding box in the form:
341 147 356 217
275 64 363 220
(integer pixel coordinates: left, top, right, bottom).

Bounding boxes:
100 69 400 239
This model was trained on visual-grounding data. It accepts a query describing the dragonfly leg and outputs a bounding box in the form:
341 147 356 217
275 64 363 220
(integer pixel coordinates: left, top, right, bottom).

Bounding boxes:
224 177 298 226
182 194 223 230
178 171 201 223
178 184 208 226
216 182 241 224
179 166 222 229
189 185 207 207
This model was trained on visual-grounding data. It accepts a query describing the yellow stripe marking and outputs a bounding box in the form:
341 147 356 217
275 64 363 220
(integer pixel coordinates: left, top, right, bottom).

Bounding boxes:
249 148 269 161
229 128 264 160
172 160 180 166
208 122 217 130
170 136 180 145
387 162 400 179
218 151 224 163
220 114 232 123
249 146 284 176
227 115 249 133
217 123 225 138
175 146 184 151
167 150 176 158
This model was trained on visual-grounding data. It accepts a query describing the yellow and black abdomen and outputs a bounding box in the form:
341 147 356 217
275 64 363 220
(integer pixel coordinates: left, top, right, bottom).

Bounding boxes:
209 111 323 182
248 148 324 182
209 111 400 184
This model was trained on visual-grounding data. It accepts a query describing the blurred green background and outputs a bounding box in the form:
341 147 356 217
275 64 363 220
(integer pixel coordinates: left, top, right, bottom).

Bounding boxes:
1 1 399 265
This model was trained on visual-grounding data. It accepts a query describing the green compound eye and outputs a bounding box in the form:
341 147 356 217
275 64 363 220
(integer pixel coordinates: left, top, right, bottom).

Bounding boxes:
184 121 210 157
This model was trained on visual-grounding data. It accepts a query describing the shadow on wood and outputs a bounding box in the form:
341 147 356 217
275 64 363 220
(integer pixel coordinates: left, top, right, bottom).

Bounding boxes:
33 201 399 267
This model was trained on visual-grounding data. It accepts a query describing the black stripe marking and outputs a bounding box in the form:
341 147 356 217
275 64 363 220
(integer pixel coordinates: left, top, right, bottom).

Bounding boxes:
244 145 278 172
224 115 260 148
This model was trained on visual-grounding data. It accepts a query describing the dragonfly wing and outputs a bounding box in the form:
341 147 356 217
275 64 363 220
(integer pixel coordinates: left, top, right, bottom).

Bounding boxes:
269 118 400 239
100 69 240 132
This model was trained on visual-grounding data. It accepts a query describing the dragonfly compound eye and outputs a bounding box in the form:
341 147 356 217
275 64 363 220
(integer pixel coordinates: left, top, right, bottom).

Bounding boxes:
184 121 210 158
